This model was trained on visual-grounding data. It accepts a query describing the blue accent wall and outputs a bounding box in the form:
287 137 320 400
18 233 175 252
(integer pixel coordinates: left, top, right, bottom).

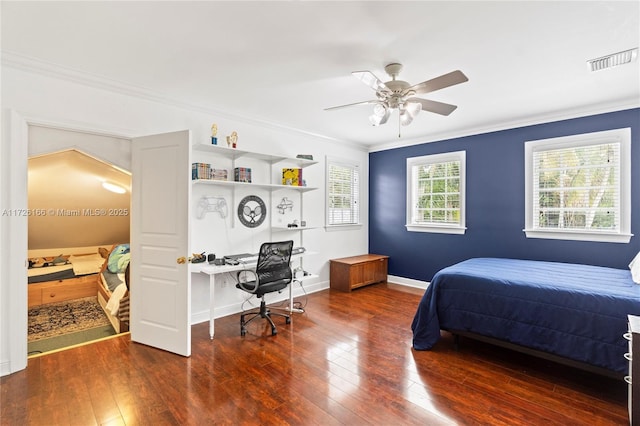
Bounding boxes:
369 108 640 282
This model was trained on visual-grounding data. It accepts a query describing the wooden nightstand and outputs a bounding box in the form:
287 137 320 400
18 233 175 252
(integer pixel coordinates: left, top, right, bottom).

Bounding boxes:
329 254 388 292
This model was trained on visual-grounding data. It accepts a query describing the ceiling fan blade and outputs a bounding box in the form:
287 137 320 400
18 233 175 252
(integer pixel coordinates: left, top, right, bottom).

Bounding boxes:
324 100 379 111
407 98 458 116
352 71 392 94
408 70 468 95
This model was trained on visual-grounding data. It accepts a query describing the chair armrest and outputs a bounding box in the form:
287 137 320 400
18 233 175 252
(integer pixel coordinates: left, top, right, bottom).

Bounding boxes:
236 269 258 293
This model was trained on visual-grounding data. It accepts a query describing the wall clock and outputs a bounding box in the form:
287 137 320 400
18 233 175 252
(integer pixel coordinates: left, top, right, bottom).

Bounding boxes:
237 195 266 228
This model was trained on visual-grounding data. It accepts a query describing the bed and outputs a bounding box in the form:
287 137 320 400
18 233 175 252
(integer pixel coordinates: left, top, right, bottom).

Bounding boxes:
96 244 130 333
411 257 640 378
28 245 131 334
27 252 105 307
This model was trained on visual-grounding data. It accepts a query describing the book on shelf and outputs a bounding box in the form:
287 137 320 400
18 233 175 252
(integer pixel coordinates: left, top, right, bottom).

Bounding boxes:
192 163 228 181
234 167 252 183
192 162 211 180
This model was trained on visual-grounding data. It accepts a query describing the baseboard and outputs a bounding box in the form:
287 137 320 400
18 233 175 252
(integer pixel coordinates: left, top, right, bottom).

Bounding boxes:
1 360 11 377
388 275 430 290
190 280 329 325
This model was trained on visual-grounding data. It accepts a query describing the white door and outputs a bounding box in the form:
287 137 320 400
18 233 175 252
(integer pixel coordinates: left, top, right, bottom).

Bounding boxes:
131 130 191 356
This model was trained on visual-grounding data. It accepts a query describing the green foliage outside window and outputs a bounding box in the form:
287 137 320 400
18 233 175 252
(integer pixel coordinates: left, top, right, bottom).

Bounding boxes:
535 143 617 230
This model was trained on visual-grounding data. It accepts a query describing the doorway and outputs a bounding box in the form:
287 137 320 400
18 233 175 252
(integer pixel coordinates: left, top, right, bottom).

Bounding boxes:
26 126 132 356
4 114 192 376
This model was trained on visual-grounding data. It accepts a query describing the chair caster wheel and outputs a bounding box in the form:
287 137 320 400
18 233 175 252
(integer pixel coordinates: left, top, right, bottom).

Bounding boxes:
241 328 246 337
286 317 291 324
272 328 277 335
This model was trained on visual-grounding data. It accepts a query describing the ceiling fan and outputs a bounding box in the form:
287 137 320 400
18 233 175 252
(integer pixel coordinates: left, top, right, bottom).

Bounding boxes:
325 63 468 135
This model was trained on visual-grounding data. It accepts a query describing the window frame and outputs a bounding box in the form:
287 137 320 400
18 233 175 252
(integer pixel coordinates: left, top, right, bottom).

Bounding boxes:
524 128 632 243
325 156 361 229
406 150 466 234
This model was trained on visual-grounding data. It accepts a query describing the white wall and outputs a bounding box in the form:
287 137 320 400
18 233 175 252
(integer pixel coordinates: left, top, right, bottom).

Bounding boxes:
0 66 370 376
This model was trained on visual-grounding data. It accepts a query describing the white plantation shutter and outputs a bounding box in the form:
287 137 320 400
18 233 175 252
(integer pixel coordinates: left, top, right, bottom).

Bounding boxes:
326 159 360 226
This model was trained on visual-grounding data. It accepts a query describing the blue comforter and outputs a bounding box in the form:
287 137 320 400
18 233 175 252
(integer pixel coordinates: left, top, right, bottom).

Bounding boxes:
411 258 640 374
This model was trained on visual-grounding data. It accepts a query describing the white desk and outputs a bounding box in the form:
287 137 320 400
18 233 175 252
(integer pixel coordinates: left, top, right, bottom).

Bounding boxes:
190 253 311 339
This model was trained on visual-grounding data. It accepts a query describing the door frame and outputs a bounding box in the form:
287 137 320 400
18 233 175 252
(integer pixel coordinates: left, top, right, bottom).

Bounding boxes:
4 110 139 375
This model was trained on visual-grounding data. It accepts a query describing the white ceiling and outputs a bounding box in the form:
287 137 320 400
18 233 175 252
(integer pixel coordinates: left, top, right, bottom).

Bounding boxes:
2 1 639 150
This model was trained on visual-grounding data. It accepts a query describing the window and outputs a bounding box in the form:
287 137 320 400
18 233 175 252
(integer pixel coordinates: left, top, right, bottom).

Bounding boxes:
326 157 360 227
524 128 632 243
406 151 466 234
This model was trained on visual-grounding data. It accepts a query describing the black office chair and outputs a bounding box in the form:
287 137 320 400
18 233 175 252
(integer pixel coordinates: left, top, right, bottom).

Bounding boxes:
236 240 293 336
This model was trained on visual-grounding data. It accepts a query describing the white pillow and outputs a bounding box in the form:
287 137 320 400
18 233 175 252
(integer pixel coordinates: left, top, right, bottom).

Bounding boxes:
629 251 640 284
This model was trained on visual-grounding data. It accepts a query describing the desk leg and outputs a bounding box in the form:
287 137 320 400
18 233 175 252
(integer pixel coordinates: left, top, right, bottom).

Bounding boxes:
288 280 304 314
209 273 215 339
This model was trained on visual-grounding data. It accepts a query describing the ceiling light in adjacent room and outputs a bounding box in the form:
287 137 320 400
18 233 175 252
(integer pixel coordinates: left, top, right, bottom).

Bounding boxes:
588 48 638 71
102 181 127 194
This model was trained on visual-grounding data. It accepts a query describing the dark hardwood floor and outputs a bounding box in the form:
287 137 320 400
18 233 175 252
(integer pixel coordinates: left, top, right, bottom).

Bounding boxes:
1 283 629 425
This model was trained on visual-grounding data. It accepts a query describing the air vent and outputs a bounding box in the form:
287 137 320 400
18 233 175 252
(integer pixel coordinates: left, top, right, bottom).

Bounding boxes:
588 48 638 72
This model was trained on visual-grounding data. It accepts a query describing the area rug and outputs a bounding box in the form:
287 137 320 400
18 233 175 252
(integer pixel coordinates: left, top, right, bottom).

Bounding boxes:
28 325 118 356
28 296 111 342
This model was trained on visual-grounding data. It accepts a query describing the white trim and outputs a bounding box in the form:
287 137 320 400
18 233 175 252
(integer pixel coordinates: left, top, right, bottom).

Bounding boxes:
369 102 639 153
388 275 430 290
405 225 467 234
524 128 632 243
2 51 368 151
523 229 633 243
2 111 29 376
324 224 363 232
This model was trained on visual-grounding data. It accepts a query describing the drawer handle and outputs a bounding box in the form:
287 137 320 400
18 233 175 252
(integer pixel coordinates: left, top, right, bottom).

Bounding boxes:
624 332 632 341
625 353 633 361
49 293 56 298
625 375 632 385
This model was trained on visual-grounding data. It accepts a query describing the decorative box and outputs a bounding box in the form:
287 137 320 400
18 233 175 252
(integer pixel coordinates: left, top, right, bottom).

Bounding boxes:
234 167 252 183
210 169 228 181
192 162 211 180
282 168 303 186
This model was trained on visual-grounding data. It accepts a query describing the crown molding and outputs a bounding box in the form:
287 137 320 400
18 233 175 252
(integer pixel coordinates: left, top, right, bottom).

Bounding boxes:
1 50 367 150
7 50 632 155
369 100 640 153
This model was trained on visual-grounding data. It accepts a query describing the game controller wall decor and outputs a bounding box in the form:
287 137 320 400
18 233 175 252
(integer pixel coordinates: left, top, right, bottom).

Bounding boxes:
197 196 228 219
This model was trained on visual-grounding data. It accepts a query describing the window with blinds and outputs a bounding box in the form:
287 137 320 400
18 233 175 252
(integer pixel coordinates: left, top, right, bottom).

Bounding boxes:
524 128 631 243
534 143 619 231
406 151 466 234
326 158 360 226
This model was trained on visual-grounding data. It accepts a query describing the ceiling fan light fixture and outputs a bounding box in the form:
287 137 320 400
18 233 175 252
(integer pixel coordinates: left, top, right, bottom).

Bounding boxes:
369 103 390 126
399 110 413 126
406 101 422 117
399 102 422 126
373 103 388 117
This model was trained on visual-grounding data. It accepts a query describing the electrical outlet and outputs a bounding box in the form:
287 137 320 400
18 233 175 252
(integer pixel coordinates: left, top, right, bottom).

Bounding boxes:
221 279 227 288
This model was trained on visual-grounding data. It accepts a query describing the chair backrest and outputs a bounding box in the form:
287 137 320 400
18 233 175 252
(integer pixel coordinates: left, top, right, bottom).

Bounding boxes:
255 240 293 285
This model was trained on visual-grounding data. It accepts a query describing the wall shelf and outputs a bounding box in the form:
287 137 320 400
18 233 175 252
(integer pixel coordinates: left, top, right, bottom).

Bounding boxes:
192 178 317 193
193 143 317 168
272 226 319 232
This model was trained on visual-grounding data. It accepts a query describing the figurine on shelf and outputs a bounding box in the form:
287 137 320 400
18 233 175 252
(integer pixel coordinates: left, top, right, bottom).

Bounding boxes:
211 123 218 145
226 131 238 148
